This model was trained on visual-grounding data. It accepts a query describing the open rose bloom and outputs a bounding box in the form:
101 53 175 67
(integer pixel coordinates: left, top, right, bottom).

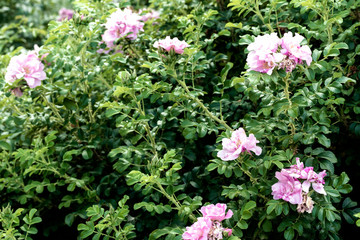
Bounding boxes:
139 9 160 22
153 36 189 54
58 8 74 21
200 203 233 222
271 158 327 213
246 32 312 74
99 8 144 53
183 203 233 240
5 52 46 89
217 128 262 161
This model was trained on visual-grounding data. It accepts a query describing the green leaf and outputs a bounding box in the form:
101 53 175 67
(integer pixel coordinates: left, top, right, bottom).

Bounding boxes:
342 197 357 209
219 29 231 36
82 149 93 160
63 150 79 161
237 219 248 229
241 210 252 220
63 98 78 111
317 134 331 148
244 201 256 211
0 141 11 151
334 42 348 49
262 220 272 232
284 228 294 240
319 159 334 174
326 210 336 222
220 62 233 83
312 49 322 61
318 151 337 163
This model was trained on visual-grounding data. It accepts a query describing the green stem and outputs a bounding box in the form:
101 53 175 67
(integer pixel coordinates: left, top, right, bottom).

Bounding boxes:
155 182 197 222
41 93 65 123
99 74 112 89
176 78 232 131
283 74 296 139
84 81 95 123
10 101 22 115
236 158 257 184
254 0 274 32
283 74 292 107
128 44 141 58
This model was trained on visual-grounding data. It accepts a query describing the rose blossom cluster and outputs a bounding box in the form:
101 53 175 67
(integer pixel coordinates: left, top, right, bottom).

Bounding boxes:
99 8 144 53
271 158 327 213
153 36 189 54
139 9 160 22
182 203 233 240
246 32 312 75
217 128 262 161
57 8 74 21
5 47 47 91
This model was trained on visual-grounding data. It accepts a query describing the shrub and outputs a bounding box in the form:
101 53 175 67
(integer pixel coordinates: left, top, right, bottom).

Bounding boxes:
1 0 360 239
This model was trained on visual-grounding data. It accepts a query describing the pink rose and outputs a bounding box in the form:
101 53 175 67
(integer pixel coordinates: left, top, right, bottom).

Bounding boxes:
99 8 144 54
11 88 23 97
153 36 189 54
182 217 212 240
58 8 74 21
280 32 312 66
217 128 262 161
271 171 303 205
139 9 160 22
200 203 233 222
5 53 46 89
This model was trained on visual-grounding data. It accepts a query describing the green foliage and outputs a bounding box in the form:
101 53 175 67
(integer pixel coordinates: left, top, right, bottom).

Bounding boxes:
0 206 42 240
1 0 360 239
78 196 136 239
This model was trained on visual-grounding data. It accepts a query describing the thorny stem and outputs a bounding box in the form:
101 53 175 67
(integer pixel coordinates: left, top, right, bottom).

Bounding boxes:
283 74 296 139
283 74 292 107
236 158 257 184
174 73 232 131
10 100 22 115
41 93 65 123
254 0 274 32
133 95 158 158
128 44 141 58
155 182 197 222
98 73 112 89
84 80 95 123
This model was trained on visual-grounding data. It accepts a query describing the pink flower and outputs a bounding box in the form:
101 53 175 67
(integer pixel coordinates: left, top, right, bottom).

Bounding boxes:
302 170 327 195
153 36 189 54
31 44 51 66
247 33 281 53
5 53 46 89
104 8 144 41
283 158 326 195
283 157 313 179
217 128 262 161
58 8 74 21
271 171 303 205
246 32 312 74
243 133 263 156
200 203 233 222
182 217 212 240
297 193 314 214
280 32 312 66
246 51 284 75
99 8 144 53
11 88 23 97
224 228 232 237
246 33 284 75
139 9 160 22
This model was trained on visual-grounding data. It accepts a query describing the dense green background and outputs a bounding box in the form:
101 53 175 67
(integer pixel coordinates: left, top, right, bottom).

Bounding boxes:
1 0 360 239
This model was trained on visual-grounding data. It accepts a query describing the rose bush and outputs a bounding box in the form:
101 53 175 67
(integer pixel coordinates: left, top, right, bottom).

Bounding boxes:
1 0 360 239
